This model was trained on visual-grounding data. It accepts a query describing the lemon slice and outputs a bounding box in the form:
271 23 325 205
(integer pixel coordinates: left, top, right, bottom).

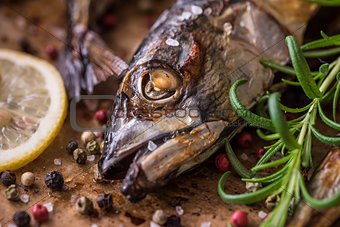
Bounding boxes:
0 49 67 171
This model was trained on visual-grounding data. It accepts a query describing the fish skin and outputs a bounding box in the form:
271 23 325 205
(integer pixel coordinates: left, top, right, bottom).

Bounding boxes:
288 150 340 227
99 0 295 202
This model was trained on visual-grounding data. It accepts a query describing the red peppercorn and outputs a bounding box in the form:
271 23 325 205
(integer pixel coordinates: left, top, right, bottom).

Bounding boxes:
45 44 58 60
95 109 108 124
215 154 230 172
230 210 248 227
284 113 295 121
236 131 253 148
255 148 267 159
31 204 48 222
101 15 117 28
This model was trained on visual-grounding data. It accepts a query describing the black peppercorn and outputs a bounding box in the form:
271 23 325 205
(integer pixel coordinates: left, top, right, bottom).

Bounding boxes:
13 210 31 227
165 215 182 227
66 140 78 154
96 193 113 211
45 171 64 191
73 148 87 164
1 170 16 186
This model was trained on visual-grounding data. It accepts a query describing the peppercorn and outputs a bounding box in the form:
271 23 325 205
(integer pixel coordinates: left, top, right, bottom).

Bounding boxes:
152 209 167 225
81 131 96 145
256 148 267 159
21 172 35 187
265 195 280 210
13 210 31 227
86 140 100 155
230 210 248 227
45 171 64 191
73 148 87 164
45 44 58 59
76 196 94 215
6 184 19 201
215 153 230 172
66 140 78 154
95 109 108 124
1 170 16 186
93 167 103 182
31 204 49 222
245 180 262 193
165 215 181 227
96 193 113 211
236 131 253 148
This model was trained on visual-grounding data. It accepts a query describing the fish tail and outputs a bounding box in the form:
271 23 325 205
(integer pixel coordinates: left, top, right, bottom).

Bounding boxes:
57 0 128 99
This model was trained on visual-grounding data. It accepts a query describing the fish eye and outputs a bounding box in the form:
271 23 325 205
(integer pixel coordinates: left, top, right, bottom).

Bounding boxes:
138 68 182 103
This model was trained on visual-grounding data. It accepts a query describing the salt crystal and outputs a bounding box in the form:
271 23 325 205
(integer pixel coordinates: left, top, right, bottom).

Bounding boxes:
148 141 158 151
87 155 95 162
223 22 233 36
176 206 184 216
240 153 248 161
54 159 62 166
201 222 211 227
44 202 54 212
91 224 98 227
166 38 179 47
179 11 191 21
191 5 203 15
8 224 17 227
204 8 212 16
150 222 161 227
20 194 30 204
70 194 80 203
258 211 267 219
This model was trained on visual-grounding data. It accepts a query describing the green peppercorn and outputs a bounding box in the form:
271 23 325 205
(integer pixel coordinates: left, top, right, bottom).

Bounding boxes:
73 148 87 164
13 210 31 227
93 167 103 182
86 140 100 155
76 196 93 215
96 193 113 211
6 184 19 201
1 170 16 186
66 140 78 154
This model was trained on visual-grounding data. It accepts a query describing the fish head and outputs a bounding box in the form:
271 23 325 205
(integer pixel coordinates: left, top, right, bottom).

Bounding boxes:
98 35 219 181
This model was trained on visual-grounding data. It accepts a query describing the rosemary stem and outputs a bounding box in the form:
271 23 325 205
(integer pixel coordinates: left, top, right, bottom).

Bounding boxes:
319 57 340 93
297 103 316 145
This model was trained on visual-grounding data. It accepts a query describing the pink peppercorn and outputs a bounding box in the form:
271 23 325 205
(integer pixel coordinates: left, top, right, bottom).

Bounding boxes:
236 131 253 148
256 148 267 159
95 109 108 124
215 154 230 172
31 204 48 222
231 210 248 227
45 44 58 60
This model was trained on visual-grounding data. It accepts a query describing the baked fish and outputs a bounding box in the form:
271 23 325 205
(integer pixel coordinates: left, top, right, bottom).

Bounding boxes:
58 0 318 202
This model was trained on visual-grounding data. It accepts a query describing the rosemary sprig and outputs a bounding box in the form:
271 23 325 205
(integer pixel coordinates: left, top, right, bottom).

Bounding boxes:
218 33 340 227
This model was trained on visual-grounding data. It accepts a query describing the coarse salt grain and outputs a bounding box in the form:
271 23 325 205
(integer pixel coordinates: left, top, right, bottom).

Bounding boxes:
201 222 211 227
204 8 212 16
44 202 54 212
166 38 179 47
148 141 158 151
54 158 62 166
179 11 191 20
20 194 30 204
258 211 267 219
87 155 95 162
91 224 98 227
176 206 184 216
223 22 233 35
191 5 203 15
150 221 161 227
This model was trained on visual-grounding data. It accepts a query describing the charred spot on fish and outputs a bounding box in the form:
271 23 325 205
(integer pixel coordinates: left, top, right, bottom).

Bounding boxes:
179 38 203 79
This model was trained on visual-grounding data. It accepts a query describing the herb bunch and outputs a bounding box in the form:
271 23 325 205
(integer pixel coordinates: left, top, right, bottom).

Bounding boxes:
218 32 340 227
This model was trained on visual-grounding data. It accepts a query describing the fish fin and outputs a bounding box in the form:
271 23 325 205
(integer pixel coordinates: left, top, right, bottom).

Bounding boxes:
252 0 319 43
57 0 128 99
